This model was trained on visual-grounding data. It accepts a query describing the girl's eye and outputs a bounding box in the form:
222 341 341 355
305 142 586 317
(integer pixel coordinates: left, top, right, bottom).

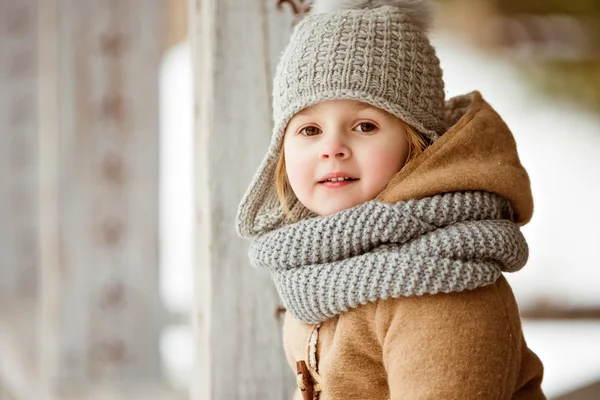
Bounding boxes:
300 126 321 136
354 122 376 133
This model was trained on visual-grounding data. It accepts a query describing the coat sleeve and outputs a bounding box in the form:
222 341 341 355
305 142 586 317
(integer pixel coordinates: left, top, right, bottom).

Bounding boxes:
375 277 541 399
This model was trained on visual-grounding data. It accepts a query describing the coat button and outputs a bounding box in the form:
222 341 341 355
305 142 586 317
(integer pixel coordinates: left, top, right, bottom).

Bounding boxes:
296 360 314 400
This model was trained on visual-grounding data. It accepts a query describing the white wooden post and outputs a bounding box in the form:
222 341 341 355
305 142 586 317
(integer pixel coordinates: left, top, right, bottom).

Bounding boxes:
191 0 297 398
0 0 38 301
0 2 42 399
38 0 165 394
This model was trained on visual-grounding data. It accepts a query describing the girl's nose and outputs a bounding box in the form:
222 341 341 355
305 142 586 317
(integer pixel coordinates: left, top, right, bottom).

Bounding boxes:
320 137 351 160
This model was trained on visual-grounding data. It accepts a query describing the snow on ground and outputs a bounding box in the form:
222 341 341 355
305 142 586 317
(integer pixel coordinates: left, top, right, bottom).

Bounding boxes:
158 37 600 396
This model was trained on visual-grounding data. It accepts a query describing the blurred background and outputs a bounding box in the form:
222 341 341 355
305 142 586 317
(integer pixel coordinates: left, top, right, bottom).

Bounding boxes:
1 0 599 399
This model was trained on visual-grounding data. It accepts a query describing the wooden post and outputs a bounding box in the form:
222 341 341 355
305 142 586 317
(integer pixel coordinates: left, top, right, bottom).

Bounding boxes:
38 0 165 394
190 0 297 398
0 2 43 398
0 0 42 392
0 0 38 301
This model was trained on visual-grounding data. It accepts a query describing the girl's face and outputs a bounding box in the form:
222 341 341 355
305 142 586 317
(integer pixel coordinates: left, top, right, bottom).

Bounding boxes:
283 99 410 216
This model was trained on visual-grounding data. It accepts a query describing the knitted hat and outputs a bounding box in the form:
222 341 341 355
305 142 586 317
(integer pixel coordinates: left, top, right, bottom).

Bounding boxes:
237 0 446 238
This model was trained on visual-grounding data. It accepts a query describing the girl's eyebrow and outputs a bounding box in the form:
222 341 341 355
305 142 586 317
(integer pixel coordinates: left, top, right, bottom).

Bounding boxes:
294 102 374 118
293 109 312 118
352 102 374 112
287 103 379 133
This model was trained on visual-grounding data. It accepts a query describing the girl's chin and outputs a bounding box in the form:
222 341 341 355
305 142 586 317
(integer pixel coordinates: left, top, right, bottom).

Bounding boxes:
311 198 367 216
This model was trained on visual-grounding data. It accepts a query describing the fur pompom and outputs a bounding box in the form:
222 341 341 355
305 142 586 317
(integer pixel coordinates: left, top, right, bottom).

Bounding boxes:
309 0 433 32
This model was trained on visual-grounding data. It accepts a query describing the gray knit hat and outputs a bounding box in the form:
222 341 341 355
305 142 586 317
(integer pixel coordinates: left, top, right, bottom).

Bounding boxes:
237 0 446 238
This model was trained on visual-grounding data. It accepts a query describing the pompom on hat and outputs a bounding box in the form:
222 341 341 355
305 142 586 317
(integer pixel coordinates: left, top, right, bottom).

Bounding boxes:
237 0 447 238
310 0 434 32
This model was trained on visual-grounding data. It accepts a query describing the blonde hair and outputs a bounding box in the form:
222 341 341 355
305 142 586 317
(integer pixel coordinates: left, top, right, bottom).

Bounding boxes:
275 121 428 214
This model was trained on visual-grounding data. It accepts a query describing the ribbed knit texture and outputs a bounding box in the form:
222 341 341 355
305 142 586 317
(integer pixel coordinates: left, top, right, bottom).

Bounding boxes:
236 4 446 239
249 192 528 324
273 6 446 142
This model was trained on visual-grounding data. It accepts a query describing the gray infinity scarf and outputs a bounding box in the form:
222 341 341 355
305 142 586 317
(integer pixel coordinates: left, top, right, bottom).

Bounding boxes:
249 191 528 324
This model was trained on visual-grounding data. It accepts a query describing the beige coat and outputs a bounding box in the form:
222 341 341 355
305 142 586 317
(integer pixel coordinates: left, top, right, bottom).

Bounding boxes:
281 92 545 399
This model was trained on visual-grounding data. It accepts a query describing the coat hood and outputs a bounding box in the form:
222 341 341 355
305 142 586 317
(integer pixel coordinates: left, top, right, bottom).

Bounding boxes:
376 91 533 224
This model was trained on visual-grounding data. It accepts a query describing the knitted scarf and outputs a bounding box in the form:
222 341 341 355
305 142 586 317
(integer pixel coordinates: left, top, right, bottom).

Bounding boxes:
249 191 528 324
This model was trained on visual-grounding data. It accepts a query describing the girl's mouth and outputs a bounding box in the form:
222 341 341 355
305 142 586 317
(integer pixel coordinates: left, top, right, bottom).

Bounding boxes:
319 177 359 188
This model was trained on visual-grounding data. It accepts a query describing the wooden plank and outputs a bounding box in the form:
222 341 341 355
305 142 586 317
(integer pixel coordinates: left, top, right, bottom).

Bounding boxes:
0 302 183 400
0 0 38 300
59 384 187 400
522 305 600 320
190 0 297 398
0 301 47 400
38 0 166 393
554 380 600 400
0 4 40 395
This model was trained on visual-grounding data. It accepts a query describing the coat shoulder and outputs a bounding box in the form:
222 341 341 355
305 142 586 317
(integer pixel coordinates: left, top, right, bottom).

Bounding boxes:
373 276 532 398
374 275 522 336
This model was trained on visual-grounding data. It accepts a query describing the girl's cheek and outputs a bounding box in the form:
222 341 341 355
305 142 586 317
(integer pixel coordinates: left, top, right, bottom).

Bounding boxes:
285 150 314 193
363 144 407 177
366 143 400 163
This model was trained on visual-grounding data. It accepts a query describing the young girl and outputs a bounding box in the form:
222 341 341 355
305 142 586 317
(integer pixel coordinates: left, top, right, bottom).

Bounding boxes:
237 0 545 398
